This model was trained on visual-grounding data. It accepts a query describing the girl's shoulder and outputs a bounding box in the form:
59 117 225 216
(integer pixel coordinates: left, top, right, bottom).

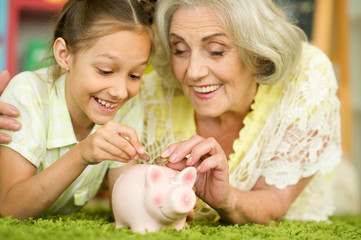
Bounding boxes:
5 68 53 97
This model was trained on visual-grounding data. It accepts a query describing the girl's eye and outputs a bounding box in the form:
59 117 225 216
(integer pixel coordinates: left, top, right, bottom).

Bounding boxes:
98 69 113 75
129 74 141 80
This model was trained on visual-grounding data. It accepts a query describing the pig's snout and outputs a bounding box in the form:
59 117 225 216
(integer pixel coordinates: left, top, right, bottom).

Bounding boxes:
165 187 196 218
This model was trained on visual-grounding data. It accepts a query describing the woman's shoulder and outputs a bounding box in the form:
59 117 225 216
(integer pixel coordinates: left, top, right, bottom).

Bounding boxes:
297 42 334 72
284 42 337 92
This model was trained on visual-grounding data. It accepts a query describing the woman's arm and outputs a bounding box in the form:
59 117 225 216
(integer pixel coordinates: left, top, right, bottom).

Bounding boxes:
217 176 312 225
163 135 312 225
0 70 21 143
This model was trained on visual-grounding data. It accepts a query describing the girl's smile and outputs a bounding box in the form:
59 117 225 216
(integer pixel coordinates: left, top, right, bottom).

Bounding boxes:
63 30 151 137
93 96 120 112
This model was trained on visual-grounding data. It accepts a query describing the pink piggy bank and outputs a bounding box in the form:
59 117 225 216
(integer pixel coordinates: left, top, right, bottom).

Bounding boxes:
112 164 197 234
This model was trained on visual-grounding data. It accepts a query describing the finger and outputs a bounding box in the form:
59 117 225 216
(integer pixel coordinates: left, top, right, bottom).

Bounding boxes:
160 142 178 158
196 154 227 173
186 209 195 222
186 137 223 166
101 128 137 160
94 147 132 163
0 69 11 95
0 116 21 131
100 139 134 161
0 133 11 144
0 102 19 117
167 135 205 163
106 122 148 160
165 159 188 171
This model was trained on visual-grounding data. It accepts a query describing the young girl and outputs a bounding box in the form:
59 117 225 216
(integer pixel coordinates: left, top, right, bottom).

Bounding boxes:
0 0 153 220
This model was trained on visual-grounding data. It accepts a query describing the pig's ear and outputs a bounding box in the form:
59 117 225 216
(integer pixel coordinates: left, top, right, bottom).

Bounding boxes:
178 167 197 187
146 165 167 188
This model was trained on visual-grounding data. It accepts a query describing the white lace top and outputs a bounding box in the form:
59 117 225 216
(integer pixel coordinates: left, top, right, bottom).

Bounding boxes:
140 43 342 222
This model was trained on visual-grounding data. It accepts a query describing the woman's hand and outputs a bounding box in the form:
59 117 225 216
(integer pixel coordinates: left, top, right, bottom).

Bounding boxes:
0 70 21 143
77 121 149 165
161 135 233 210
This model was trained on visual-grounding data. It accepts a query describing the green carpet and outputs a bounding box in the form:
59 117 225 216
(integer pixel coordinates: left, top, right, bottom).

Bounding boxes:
1 204 360 240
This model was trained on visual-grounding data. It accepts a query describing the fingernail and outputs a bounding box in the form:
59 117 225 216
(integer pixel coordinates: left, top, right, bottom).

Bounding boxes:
10 108 18 116
186 156 192 165
11 123 20 130
161 149 169 157
139 146 146 154
0 135 11 143
169 153 178 162
139 151 150 161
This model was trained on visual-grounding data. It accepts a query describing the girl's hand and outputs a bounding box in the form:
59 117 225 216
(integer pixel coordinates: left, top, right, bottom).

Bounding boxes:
161 135 233 210
78 121 148 165
0 69 21 144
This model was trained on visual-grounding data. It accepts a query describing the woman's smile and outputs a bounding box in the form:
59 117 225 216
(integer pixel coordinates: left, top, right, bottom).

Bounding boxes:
192 84 223 100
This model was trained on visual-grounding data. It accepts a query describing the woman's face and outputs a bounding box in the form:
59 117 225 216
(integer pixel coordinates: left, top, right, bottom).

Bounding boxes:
169 6 256 118
65 30 151 126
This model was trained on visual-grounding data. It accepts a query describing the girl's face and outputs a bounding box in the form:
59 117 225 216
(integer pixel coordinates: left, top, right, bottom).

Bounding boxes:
65 30 151 126
169 6 257 118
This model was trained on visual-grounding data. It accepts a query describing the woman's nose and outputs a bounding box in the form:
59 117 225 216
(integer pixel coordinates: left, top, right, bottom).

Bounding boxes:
186 52 208 81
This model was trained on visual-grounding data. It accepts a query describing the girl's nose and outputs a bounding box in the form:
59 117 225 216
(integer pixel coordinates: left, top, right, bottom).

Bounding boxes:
108 77 128 100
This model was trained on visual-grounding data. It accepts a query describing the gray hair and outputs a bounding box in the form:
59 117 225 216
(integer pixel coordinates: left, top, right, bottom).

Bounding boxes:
152 0 307 88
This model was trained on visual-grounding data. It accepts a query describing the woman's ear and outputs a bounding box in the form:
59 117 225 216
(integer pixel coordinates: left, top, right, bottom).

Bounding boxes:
53 37 71 71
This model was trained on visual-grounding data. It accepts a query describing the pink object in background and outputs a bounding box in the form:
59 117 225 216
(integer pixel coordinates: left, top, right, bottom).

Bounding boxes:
112 164 197 234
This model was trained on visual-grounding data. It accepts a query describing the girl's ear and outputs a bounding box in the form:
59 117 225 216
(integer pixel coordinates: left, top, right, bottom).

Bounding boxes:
53 37 71 71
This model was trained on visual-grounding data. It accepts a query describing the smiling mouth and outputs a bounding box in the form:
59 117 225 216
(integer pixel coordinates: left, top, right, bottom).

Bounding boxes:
192 84 222 93
159 207 179 221
94 97 119 109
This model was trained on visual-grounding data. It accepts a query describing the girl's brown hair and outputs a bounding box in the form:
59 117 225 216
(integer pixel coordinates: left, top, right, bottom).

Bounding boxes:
50 0 154 81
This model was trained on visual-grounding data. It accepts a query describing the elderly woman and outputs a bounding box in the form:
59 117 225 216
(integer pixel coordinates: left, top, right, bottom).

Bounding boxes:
0 0 341 224
139 0 341 224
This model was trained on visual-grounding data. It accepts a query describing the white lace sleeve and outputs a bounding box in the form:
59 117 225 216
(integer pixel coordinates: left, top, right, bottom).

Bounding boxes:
262 46 342 189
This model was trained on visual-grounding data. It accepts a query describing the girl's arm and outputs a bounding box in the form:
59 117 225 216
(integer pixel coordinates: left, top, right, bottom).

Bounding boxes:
0 121 146 220
0 144 87 220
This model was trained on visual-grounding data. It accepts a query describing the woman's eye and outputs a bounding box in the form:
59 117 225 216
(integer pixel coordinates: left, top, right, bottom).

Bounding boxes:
174 50 185 55
171 42 188 55
98 69 113 75
211 51 225 56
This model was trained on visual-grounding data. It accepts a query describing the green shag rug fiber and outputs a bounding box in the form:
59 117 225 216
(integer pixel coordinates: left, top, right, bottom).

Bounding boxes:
1 203 361 240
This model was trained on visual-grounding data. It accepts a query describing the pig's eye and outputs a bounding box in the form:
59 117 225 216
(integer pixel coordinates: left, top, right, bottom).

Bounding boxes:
170 180 182 185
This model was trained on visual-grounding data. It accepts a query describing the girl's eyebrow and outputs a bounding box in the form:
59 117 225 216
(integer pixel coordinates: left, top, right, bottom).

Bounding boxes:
96 53 148 66
169 32 226 42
